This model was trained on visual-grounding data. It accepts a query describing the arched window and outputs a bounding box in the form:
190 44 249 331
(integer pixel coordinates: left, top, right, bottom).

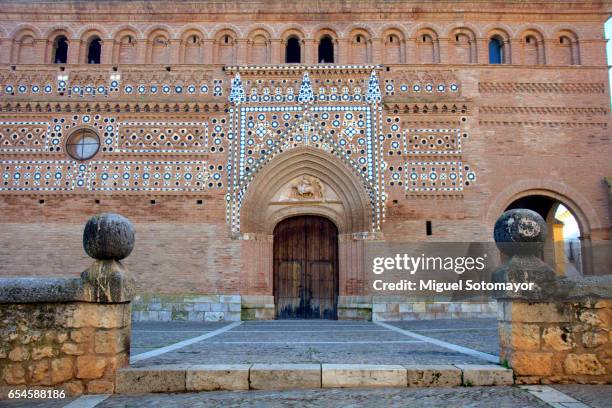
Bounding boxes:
184 34 202 64
383 34 402 64
523 35 542 65
453 33 473 64
249 34 268 65
17 35 36 64
118 34 136 64
489 37 504 64
151 35 170 64
285 37 301 63
558 35 579 65
87 36 102 64
417 34 436 64
351 33 368 64
318 35 334 63
217 34 235 64
53 35 68 64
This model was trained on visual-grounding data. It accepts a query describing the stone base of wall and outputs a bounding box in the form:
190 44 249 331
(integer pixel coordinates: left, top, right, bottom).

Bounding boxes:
498 299 611 384
132 294 241 322
0 302 131 397
132 294 499 321
338 296 373 320
241 295 275 320
372 301 497 321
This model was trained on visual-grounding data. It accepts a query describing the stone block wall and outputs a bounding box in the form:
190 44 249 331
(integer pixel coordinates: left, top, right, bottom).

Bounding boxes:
372 301 497 321
498 299 611 384
0 302 130 396
132 294 241 322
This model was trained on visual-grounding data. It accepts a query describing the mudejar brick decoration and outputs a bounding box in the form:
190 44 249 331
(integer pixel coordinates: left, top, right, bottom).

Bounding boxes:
0 0 610 321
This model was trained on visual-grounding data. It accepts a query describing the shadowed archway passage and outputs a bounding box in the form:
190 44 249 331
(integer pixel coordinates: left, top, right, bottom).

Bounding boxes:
273 215 339 319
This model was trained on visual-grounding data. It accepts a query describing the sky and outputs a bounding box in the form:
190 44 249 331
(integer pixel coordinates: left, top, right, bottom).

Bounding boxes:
607 17 612 106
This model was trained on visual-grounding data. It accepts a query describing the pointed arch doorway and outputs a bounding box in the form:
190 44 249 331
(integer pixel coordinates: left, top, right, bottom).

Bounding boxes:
273 215 339 319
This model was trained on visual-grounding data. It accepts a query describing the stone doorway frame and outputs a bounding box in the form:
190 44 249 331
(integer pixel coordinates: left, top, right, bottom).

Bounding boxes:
238 147 375 320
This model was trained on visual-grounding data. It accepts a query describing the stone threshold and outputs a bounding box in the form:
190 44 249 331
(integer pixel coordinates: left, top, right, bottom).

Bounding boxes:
116 363 513 393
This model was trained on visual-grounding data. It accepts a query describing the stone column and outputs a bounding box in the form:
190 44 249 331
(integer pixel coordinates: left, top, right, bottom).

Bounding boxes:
68 39 81 64
240 233 274 320
304 39 317 64
405 38 416 64
136 39 147 64
370 37 382 64
476 37 489 64
202 39 214 64
438 37 449 63
493 209 611 384
337 38 349 64
101 40 114 65
270 39 282 64
236 39 248 65
0 213 136 396
168 39 181 64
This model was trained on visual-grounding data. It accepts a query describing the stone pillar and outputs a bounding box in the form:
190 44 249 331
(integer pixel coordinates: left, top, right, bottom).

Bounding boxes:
476 37 489 64
270 39 282 64
168 39 181 64
2 38 14 64
236 39 248 65
0 213 136 396
370 37 382 64
202 39 214 64
405 38 416 64
136 39 147 64
68 39 81 64
438 37 449 64
239 233 274 320
304 39 317 64
101 40 114 65
337 38 349 64
493 209 611 384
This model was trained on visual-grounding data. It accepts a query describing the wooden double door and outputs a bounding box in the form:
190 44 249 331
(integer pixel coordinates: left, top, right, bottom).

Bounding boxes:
273 216 339 319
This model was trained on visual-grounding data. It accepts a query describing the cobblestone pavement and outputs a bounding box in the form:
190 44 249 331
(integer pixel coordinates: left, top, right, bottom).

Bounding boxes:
100 387 550 407
390 318 499 355
130 321 229 356
130 320 496 366
3 386 611 408
0 387 550 408
552 385 612 408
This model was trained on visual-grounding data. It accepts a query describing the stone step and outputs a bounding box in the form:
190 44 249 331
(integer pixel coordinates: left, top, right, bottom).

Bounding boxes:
116 363 513 393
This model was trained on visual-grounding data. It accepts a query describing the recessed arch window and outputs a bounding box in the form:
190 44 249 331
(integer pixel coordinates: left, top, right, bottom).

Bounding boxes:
318 35 334 63
87 36 102 64
66 129 100 161
285 36 301 63
489 37 504 64
53 35 69 64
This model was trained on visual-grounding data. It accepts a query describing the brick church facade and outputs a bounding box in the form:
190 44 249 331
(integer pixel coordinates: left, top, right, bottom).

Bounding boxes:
0 1 610 320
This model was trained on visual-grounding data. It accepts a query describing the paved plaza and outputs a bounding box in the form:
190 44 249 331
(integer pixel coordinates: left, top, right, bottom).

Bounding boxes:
129 319 499 366
1 319 610 408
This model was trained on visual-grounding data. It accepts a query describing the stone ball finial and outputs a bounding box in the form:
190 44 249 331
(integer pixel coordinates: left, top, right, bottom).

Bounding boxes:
494 209 547 256
83 213 135 260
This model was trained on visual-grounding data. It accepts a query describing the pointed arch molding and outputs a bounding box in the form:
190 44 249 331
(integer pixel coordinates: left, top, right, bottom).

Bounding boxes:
226 67 384 234
240 147 372 234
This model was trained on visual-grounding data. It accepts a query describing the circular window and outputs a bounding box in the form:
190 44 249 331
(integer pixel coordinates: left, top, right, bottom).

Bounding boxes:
66 129 100 161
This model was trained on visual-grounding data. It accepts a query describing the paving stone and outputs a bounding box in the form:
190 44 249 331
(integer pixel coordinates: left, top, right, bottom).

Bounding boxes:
115 364 186 394
404 364 462 387
322 364 406 388
186 364 251 391
456 364 514 386
90 386 553 408
249 364 321 390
